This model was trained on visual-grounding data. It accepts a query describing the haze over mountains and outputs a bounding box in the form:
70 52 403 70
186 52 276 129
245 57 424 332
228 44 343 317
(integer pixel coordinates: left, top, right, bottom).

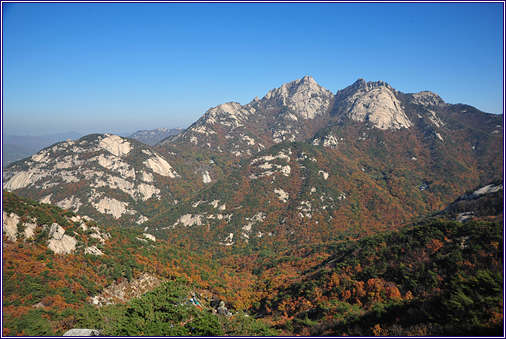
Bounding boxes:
3 76 502 253
2 128 184 166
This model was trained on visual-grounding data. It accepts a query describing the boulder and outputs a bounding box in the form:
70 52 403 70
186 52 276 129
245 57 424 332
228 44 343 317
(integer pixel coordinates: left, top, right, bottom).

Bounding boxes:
63 329 101 336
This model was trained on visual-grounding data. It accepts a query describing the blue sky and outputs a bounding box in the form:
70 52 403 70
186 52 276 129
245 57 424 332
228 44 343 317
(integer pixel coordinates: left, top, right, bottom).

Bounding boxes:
2 1 504 136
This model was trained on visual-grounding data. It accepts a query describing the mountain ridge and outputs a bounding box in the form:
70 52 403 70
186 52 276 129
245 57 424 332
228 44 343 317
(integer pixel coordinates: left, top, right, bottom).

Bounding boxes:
2 76 503 249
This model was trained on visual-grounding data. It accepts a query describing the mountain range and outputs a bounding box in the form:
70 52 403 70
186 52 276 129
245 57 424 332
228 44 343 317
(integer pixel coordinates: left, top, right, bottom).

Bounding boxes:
2 76 503 253
128 127 184 146
2 76 503 336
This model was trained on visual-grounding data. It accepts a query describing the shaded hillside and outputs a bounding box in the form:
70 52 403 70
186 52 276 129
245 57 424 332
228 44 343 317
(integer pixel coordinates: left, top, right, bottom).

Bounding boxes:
236 218 503 336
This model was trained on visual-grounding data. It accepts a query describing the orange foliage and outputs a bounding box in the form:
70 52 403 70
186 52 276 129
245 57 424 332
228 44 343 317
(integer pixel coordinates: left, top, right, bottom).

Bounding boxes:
3 305 30 318
426 238 444 254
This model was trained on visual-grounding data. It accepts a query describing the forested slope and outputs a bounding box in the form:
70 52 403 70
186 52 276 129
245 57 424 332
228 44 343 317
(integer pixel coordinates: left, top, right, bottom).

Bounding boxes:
2 189 502 336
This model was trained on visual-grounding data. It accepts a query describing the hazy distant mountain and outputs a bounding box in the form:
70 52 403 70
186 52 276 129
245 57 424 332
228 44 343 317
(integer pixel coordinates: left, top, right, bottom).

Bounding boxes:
128 127 184 146
4 132 84 149
2 144 38 166
2 132 84 166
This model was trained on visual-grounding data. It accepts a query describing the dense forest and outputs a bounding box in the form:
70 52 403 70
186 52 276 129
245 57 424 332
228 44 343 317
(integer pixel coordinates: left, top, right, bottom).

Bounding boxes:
2 189 503 336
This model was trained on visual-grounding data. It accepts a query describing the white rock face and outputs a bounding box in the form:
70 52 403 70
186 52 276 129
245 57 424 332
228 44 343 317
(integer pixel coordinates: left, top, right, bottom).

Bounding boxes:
84 246 104 256
173 214 203 227
2 210 110 256
99 134 131 157
468 184 503 200
143 233 156 242
411 91 447 107
136 183 160 201
137 215 149 224
427 109 445 127
144 155 178 178
3 170 44 191
92 175 160 201
63 329 101 336
3 212 20 241
40 194 52 204
263 75 334 119
312 133 339 149
141 171 154 182
94 154 135 178
251 151 291 164
2 212 38 240
345 85 413 130
3 134 179 222
319 170 329 180
93 197 134 218
220 233 235 246
24 222 38 239
88 226 110 244
274 188 289 202
56 196 82 210
202 171 212 183
205 102 249 128
249 150 293 179
242 212 266 232
47 223 78 254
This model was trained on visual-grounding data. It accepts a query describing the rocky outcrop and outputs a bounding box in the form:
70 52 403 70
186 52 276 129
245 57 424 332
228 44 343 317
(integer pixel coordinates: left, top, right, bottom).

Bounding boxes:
161 76 451 162
99 134 131 157
173 214 204 227
63 329 101 336
336 79 413 130
2 212 38 241
84 246 104 256
3 211 109 255
143 233 156 242
440 183 504 223
3 212 21 241
143 154 179 178
462 183 503 200
47 223 78 254
93 196 135 219
411 91 447 107
89 273 165 306
262 75 335 119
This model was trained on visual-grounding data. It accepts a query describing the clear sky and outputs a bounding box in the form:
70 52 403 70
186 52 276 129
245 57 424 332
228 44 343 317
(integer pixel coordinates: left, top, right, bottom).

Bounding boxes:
2 1 504 136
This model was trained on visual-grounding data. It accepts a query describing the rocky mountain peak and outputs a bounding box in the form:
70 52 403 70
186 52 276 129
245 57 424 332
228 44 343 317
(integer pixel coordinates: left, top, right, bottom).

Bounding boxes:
411 91 447 107
344 78 395 93
262 76 334 119
335 78 413 130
